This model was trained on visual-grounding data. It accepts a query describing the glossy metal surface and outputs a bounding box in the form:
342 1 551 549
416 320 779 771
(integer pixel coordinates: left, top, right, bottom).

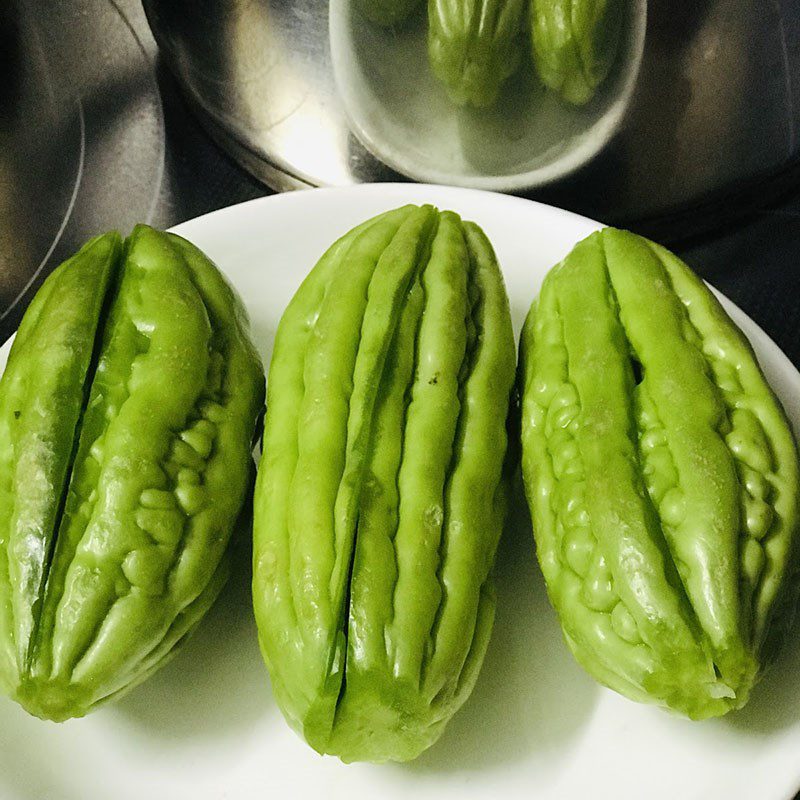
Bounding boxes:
0 0 165 337
143 0 397 190
143 0 800 228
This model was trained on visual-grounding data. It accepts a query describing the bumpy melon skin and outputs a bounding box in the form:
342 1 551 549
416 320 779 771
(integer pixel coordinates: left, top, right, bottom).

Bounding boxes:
252 206 516 762
519 227 800 719
0 226 264 721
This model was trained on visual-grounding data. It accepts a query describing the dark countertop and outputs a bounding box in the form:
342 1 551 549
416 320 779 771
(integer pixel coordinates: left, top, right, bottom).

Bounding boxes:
677 199 800 371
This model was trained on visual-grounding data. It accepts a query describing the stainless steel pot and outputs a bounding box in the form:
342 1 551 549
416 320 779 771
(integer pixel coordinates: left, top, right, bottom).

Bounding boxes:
143 0 800 232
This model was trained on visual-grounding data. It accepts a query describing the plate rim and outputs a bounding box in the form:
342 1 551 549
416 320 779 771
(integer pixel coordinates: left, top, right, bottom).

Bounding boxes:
170 183 800 407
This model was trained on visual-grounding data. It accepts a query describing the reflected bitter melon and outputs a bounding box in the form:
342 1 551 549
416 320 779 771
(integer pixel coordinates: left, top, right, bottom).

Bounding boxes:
428 0 527 107
357 0 424 26
531 0 625 104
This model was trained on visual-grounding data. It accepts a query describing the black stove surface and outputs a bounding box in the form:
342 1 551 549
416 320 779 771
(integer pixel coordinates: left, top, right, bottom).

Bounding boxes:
0 0 167 335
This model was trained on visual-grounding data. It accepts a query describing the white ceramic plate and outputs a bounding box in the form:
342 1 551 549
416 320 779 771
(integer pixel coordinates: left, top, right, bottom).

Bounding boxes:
2 184 800 800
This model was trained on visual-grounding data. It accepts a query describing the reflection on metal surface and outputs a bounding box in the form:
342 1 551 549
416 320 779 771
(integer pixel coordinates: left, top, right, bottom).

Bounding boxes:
143 0 396 188
329 0 647 191
145 0 800 227
0 0 165 336
0 2 83 319
1 99 85 324
540 0 800 226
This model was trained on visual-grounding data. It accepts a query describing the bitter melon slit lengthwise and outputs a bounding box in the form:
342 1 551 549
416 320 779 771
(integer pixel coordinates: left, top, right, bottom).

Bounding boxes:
253 205 516 763
531 0 626 105
519 228 800 718
0 226 265 721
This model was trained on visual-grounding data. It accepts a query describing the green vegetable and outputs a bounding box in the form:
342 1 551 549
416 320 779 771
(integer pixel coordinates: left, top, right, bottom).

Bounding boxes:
531 0 624 104
428 0 526 107
253 205 516 762
357 0 423 26
0 226 265 721
519 228 800 719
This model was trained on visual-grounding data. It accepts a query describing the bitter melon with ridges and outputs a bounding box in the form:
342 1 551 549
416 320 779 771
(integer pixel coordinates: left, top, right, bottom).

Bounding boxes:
252 206 516 762
0 226 264 721
519 227 800 718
